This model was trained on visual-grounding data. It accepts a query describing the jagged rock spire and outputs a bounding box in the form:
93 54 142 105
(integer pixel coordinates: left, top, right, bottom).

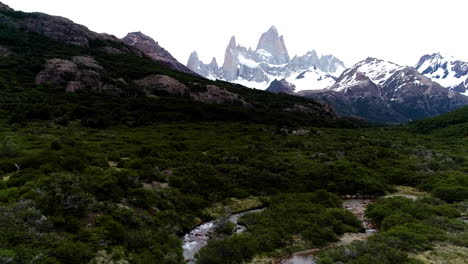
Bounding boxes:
256 26 290 64
222 36 239 81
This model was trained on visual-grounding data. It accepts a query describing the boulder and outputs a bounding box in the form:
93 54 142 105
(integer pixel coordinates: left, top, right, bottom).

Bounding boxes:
135 74 189 96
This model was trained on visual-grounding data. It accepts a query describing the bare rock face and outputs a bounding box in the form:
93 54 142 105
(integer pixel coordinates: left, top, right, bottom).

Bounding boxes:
266 79 296 94
122 32 195 75
35 59 79 87
20 13 99 46
35 57 119 92
135 75 249 105
72 56 104 71
135 74 189 96
0 5 127 49
191 85 250 106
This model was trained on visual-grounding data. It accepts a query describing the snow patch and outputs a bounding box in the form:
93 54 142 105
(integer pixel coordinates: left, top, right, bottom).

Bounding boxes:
237 54 260 68
286 67 336 91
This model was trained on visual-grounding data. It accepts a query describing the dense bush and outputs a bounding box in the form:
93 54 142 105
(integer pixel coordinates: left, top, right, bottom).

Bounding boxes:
317 197 466 264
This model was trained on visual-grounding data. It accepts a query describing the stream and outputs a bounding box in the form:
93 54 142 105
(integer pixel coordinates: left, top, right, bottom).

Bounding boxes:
182 208 264 263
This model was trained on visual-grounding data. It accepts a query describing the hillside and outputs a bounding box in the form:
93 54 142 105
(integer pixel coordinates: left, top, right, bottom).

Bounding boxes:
409 106 468 136
0 6 344 130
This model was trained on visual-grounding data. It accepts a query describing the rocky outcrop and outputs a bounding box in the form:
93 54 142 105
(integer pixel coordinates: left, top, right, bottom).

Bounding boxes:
20 13 99 46
35 57 120 92
135 75 249 105
135 74 189 96
191 85 250 106
266 79 296 94
0 4 128 49
122 32 195 75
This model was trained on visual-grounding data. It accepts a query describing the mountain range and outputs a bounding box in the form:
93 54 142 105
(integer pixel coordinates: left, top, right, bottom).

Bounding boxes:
187 26 345 91
186 27 468 123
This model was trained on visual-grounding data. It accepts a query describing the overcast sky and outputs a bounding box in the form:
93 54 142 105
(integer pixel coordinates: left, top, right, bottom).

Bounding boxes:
5 0 467 67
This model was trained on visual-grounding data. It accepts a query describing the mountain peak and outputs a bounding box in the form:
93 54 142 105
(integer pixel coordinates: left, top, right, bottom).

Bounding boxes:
256 26 290 64
189 51 199 60
228 36 237 49
209 57 218 66
267 25 278 34
415 53 468 94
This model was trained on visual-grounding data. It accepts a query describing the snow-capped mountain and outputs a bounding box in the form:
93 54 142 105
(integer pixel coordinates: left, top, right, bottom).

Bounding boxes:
300 57 468 123
415 53 468 96
330 58 404 91
187 26 345 91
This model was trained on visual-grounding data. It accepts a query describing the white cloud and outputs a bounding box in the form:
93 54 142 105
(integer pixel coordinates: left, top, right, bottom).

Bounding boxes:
4 0 467 67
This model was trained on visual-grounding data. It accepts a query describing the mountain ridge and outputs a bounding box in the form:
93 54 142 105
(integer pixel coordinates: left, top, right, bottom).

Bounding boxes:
299 57 468 123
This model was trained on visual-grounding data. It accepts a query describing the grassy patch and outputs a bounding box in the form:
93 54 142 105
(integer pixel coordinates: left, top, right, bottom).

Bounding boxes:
203 196 265 218
412 244 468 264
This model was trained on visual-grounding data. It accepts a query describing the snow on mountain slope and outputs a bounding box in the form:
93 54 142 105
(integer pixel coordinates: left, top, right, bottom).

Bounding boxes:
286 67 337 91
332 58 403 92
415 53 468 96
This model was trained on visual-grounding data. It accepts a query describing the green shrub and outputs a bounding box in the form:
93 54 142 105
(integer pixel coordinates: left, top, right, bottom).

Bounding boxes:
53 240 94 264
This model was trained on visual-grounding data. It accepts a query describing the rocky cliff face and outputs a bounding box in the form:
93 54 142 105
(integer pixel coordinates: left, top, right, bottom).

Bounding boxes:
0 4 101 46
35 56 123 92
122 32 195 75
187 26 345 90
415 53 468 96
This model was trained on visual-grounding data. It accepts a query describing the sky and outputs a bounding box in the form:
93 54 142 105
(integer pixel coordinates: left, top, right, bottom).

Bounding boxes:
4 0 467 67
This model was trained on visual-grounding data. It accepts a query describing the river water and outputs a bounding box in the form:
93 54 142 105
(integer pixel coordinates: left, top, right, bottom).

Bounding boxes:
182 208 264 263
